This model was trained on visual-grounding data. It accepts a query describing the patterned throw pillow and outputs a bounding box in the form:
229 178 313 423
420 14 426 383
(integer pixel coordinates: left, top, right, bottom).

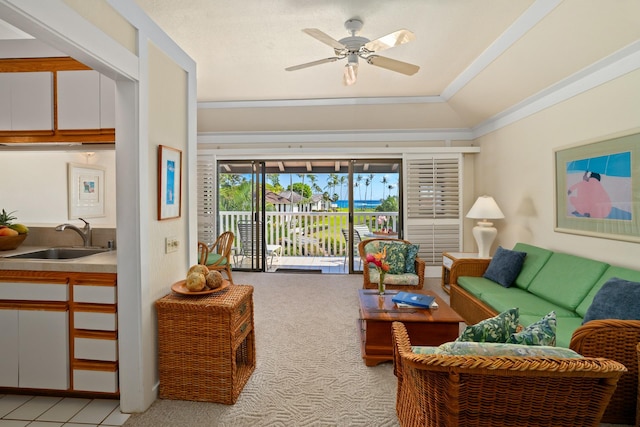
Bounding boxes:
456 308 519 343
404 244 420 274
483 246 527 288
435 341 582 358
380 242 407 274
508 311 556 346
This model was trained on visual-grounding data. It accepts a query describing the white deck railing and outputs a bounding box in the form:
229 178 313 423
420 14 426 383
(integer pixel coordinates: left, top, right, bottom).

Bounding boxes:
219 211 399 256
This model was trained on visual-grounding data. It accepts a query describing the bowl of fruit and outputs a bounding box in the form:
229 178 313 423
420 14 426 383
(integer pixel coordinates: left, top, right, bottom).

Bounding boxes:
0 209 29 251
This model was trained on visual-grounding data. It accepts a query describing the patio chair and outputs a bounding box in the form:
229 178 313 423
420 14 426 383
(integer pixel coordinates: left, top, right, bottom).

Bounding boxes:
199 231 234 284
237 220 281 268
392 321 627 427
342 227 364 270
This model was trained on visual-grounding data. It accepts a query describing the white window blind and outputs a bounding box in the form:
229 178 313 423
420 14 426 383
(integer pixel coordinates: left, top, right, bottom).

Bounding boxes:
197 155 216 246
405 156 462 266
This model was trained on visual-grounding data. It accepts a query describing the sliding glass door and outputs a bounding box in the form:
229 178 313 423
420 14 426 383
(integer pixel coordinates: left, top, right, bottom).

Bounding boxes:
218 160 267 272
348 160 402 272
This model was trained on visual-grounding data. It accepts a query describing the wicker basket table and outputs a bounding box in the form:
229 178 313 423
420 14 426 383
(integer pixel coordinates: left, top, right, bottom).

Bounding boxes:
156 284 255 404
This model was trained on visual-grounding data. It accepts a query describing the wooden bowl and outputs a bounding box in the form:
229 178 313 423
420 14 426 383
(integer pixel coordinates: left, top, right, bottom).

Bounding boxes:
0 234 27 251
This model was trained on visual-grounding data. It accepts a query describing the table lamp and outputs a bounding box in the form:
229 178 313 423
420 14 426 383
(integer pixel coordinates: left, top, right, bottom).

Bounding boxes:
466 195 504 258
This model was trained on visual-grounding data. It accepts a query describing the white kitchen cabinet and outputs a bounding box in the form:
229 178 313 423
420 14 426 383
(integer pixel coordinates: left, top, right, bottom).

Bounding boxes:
0 307 68 390
57 70 115 130
18 309 69 390
0 309 19 387
0 72 53 131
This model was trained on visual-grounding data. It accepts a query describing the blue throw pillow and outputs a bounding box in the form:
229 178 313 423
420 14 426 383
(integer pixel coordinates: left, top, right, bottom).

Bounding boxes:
583 277 640 324
483 246 527 288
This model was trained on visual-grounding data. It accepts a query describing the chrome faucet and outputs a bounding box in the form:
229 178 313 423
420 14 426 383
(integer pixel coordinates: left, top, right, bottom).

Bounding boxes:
55 218 92 247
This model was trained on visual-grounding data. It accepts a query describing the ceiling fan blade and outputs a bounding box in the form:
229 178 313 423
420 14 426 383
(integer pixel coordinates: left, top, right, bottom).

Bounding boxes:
302 28 346 51
366 55 420 76
285 57 341 72
364 29 416 52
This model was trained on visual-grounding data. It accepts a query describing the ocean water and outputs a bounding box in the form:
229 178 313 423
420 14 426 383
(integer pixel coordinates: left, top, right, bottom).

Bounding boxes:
336 200 381 209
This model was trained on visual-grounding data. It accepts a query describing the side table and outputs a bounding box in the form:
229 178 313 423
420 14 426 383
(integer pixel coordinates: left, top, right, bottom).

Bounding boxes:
156 284 255 404
441 252 491 294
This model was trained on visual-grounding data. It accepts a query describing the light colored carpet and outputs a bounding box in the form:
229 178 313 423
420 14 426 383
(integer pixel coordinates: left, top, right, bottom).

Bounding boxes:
125 272 404 427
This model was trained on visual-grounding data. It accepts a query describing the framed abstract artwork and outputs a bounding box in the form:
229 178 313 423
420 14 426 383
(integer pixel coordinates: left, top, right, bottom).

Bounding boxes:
157 145 182 220
68 163 105 219
555 131 640 242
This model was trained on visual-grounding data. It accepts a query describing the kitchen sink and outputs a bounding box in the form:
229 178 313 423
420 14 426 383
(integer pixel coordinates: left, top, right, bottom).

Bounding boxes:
6 247 110 260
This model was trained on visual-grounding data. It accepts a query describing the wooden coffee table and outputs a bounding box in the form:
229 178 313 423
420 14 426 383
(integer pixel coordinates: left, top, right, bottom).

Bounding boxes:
358 289 464 366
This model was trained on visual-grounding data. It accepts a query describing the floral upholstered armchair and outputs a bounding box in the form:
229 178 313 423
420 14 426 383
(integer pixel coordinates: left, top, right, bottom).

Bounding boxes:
358 238 425 290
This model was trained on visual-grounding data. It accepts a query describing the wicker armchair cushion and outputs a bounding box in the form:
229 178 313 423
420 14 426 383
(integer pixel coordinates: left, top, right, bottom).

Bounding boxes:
456 307 519 343
508 311 556 346
583 277 640 324
435 341 582 358
483 246 527 288
369 269 420 286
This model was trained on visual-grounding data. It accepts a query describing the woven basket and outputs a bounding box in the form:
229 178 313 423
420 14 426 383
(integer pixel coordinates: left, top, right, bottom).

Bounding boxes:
0 234 27 251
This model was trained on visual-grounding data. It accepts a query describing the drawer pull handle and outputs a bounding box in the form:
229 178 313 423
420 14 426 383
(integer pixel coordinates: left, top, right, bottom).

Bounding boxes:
239 303 246 315
240 322 248 333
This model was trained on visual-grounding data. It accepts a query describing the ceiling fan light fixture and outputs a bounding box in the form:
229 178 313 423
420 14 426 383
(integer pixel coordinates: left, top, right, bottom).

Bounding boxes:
343 63 358 86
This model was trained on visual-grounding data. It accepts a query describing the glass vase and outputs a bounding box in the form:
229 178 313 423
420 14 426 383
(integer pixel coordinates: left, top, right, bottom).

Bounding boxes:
378 272 386 295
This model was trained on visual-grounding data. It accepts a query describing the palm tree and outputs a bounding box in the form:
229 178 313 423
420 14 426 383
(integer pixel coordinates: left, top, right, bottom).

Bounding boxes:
338 176 347 201
367 173 375 202
364 176 371 206
381 175 389 199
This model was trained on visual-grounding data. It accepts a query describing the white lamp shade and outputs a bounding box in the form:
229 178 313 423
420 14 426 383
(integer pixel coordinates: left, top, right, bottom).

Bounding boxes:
466 196 505 220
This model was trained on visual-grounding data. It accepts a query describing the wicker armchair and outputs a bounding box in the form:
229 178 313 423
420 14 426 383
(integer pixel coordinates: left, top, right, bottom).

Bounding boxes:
359 238 425 291
570 319 640 425
391 321 626 427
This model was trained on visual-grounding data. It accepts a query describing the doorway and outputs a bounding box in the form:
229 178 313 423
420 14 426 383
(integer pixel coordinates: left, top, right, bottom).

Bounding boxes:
215 159 402 273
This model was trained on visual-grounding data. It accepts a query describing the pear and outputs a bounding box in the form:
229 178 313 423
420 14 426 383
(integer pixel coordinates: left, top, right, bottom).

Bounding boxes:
9 224 28 234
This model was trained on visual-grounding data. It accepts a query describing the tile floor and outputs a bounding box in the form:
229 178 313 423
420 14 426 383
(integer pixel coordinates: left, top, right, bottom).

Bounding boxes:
0 395 129 427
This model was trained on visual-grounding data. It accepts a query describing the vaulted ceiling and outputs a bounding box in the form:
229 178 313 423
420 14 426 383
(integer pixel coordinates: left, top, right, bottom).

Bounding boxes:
134 0 640 135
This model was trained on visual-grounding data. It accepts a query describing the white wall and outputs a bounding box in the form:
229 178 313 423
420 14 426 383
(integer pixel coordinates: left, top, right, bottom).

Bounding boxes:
474 69 640 269
0 150 116 226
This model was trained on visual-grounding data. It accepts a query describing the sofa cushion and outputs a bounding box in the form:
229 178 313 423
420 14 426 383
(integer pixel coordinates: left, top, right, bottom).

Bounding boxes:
511 243 553 290
508 311 556 346
456 308 519 343
583 277 640 324
575 266 640 317
483 246 526 288
527 252 609 311
404 244 420 274
457 276 503 298
433 341 582 358
369 270 420 286
551 316 584 349
478 287 579 318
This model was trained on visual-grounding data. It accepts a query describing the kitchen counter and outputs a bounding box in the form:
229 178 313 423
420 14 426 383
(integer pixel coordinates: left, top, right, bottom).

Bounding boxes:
0 245 117 273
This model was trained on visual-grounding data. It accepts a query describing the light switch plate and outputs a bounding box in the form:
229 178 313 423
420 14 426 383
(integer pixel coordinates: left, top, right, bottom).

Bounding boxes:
165 236 179 253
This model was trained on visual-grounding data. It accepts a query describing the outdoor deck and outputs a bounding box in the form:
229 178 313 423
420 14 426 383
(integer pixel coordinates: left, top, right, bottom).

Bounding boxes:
236 255 360 274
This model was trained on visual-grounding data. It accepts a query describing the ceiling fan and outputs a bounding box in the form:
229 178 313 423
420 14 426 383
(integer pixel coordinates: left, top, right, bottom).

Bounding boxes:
285 18 420 86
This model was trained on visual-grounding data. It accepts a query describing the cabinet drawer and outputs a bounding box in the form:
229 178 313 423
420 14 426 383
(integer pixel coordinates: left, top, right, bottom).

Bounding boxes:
73 367 118 393
74 337 118 361
0 281 67 301
73 285 116 304
74 311 117 331
232 297 252 331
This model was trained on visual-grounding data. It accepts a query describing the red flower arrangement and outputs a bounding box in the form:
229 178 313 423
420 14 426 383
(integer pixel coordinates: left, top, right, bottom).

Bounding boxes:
366 246 390 294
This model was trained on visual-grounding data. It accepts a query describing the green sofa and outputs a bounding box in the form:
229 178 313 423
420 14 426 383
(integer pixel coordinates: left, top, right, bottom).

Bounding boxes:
449 242 640 424
449 242 640 348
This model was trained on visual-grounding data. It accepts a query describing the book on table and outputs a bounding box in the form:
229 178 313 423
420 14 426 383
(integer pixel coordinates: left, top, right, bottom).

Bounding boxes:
392 292 437 309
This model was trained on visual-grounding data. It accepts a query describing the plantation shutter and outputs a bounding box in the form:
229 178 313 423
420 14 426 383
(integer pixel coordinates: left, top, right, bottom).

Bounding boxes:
405 155 462 268
197 155 216 245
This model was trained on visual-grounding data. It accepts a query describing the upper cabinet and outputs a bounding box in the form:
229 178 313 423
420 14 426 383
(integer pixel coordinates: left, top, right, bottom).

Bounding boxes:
0 72 53 131
0 58 115 144
57 70 115 130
